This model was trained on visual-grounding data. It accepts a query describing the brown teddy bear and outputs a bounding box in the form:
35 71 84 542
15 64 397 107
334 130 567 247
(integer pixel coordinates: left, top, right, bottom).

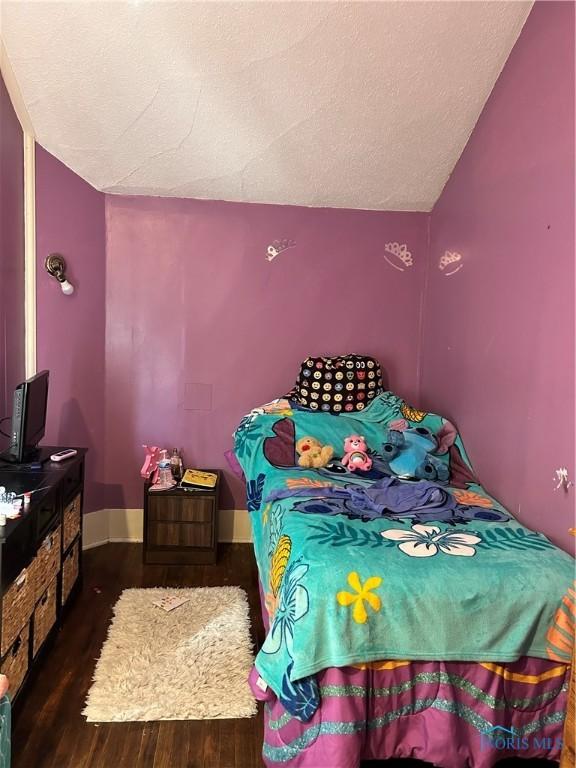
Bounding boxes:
296 436 334 468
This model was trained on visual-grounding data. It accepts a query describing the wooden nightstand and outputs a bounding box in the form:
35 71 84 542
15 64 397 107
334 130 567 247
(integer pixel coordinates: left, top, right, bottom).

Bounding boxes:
143 471 220 565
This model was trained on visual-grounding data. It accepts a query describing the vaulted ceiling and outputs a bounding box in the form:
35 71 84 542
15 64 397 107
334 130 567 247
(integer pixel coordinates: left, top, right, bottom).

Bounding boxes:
1 1 532 211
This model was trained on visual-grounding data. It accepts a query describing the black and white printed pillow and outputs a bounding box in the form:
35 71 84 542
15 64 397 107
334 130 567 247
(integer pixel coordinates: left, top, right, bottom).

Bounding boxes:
287 355 384 413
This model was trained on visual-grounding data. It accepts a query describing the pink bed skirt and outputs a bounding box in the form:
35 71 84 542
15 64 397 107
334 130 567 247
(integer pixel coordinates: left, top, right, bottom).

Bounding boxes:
252 582 567 767
250 658 567 767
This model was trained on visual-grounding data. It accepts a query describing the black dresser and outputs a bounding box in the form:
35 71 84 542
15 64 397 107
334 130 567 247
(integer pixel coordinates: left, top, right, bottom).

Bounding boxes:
0 448 86 704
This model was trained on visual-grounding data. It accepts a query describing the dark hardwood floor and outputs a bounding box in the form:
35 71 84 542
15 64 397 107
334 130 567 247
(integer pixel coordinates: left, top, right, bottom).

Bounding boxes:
12 543 265 768
12 543 559 768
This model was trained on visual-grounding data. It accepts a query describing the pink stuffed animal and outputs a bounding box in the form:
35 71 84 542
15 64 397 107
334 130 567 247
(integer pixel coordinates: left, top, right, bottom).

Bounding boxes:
342 435 372 472
141 445 161 483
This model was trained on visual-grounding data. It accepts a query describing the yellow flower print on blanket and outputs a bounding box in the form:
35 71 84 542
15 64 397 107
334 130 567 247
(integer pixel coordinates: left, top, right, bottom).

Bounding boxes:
337 572 382 624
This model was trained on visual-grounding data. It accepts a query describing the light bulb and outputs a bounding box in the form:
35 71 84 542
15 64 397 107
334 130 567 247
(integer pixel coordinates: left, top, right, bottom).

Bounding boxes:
60 279 74 295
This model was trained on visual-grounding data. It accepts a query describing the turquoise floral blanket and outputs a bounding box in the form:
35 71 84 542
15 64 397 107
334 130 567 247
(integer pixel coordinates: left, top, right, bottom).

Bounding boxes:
233 392 574 720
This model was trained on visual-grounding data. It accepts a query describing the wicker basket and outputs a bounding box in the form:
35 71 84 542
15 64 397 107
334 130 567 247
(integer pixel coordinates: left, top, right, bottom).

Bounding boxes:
1 567 35 657
32 578 57 657
1 623 29 700
32 525 62 603
62 540 79 606
63 492 81 551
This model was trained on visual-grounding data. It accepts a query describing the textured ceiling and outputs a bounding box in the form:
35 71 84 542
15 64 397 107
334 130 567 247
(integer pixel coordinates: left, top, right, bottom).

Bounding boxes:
1 1 531 211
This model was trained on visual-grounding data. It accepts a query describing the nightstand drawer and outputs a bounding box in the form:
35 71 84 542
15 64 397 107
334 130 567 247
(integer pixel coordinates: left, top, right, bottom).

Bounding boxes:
147 521 213 548
143 470 220 565
148 496 214 523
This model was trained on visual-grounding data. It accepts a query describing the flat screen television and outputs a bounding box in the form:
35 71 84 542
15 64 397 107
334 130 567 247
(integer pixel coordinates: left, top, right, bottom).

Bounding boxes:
1 370 49 464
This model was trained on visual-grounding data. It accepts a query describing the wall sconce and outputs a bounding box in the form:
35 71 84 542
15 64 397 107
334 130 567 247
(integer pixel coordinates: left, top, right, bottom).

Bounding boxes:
45 253 74 295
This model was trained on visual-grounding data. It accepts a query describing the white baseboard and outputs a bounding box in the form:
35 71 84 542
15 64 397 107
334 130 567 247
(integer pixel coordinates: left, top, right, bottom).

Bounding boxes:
82 538 110 551
218 508 253 543
109 508 144 542
82 536 110 549
82 508 252 550
82 508 110 549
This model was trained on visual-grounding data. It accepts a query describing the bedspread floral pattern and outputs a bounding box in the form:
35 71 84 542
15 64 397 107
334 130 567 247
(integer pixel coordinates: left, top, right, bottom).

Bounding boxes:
262 551 318 720
336 572 383 623
263 559 310 657
307 517 557 553
381 524 481 558
233 390 575 724
267 534 292 621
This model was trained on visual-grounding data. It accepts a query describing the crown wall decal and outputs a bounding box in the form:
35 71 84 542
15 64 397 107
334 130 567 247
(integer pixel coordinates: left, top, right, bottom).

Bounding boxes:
266 239 296 262
439 250 463 275
383 242 413 271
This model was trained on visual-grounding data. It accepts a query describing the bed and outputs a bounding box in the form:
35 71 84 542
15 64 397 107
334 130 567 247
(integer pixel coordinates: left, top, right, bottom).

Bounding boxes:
232 361 574 768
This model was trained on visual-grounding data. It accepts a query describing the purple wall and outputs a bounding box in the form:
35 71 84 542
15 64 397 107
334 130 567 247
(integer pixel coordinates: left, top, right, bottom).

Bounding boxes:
0 74 25 450
31 0 574 552
35 146 106 512
104 196 428 508
421 1 575 552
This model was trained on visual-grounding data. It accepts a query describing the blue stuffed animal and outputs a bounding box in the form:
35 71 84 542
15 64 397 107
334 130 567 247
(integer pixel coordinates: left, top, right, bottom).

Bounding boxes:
381 427 449 483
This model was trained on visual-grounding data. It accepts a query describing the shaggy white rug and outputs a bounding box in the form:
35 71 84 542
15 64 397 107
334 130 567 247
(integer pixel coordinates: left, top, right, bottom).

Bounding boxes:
83 587 257 722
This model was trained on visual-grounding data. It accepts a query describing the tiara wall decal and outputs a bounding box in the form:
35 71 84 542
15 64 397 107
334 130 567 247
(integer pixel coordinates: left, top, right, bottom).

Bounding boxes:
266 239 296 262
438 250 463 276
383 242 413 272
